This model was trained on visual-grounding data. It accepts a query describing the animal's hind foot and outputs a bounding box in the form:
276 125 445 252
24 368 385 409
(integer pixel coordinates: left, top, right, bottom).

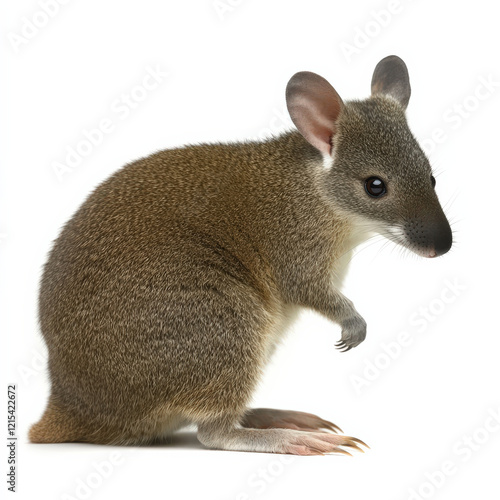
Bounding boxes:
240 408 342 433
198 419 368 456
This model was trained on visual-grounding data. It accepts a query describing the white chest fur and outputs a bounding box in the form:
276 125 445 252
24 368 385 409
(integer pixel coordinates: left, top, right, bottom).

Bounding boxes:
331 219 375 289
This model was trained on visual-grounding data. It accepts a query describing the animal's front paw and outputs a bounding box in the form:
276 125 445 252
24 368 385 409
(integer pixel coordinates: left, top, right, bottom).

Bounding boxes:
335 315 367 352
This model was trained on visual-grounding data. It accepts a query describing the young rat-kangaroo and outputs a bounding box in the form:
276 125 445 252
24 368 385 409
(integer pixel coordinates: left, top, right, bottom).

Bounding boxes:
30 56 452 455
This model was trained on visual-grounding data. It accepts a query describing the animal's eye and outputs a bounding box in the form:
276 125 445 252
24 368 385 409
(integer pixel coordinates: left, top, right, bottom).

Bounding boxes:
431 175 436 188
364 177 387 198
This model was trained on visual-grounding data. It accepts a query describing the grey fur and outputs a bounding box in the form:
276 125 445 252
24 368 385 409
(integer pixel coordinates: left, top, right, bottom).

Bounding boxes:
29 56 451 454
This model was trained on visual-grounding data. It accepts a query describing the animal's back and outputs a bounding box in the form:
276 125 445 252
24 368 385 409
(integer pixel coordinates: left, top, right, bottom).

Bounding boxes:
32 134 325 444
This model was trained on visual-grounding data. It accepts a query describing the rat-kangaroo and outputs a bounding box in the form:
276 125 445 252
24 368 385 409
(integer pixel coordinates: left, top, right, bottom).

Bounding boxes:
30 56 452 455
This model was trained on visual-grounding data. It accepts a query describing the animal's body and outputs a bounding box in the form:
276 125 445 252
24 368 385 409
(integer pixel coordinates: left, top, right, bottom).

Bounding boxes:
30 56 452 455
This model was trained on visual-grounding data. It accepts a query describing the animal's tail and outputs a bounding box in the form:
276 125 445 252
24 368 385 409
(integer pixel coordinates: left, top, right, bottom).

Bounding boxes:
29 394 83 443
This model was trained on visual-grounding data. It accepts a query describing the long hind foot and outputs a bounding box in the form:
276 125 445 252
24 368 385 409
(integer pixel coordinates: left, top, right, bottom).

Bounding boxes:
198 418 367 456
240 408 342 433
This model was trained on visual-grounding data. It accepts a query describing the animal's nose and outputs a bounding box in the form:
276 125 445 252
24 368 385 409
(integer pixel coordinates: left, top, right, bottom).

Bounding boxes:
427 219 452 258
406 209 453 258
433 225 452 256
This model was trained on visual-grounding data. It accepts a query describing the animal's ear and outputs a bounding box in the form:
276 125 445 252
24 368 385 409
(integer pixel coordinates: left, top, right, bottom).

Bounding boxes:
371 55 411 109
286 71 344 156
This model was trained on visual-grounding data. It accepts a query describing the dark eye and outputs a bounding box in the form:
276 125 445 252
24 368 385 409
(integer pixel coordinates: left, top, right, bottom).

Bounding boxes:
364 177 387 198
431 175 436 188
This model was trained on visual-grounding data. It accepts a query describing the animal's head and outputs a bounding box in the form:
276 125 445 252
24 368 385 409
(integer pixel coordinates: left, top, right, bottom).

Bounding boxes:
286 55 452 258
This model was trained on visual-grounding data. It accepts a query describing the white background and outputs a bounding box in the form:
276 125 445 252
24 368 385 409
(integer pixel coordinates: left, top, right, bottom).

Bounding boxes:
2 0 500 499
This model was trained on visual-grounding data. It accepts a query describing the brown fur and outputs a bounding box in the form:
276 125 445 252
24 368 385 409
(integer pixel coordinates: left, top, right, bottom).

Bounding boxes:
30 133 338 444
30 56 451 453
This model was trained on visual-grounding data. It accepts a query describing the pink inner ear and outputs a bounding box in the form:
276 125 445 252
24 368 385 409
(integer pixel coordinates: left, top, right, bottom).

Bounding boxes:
286 72 343 156
303 114 335 155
